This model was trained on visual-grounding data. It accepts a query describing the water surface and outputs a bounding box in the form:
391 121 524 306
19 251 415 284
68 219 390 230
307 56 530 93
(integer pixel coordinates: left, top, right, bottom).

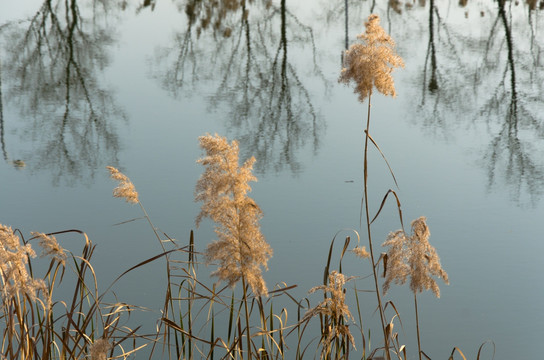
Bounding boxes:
1 0 543 358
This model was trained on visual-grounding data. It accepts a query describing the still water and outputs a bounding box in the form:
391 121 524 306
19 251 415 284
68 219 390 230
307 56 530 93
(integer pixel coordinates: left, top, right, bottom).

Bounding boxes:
1 0 543 358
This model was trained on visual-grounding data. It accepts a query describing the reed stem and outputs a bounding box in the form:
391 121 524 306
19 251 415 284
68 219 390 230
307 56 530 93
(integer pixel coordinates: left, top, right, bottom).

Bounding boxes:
242 276 252 360
363 94 391 360
414 292 422 360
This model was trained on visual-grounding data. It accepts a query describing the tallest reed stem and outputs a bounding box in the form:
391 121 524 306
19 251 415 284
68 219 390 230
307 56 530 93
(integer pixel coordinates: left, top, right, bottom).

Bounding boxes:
414 293 423 360
363 94 391 360
242 276 252 360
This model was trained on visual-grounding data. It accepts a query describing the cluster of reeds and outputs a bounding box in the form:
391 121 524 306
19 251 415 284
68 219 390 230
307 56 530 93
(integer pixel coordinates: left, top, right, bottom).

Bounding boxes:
1 13 495 360
0 225 143 359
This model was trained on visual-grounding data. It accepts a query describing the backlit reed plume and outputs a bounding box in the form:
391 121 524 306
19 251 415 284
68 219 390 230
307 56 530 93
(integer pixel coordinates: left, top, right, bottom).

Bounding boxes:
0 224 46 303
195 133 272 296
382 216 448 360
339 14 404 102
106 166 139 204
382 216 449 297
32 231 67 266
352 245 370 259
304 271 356 357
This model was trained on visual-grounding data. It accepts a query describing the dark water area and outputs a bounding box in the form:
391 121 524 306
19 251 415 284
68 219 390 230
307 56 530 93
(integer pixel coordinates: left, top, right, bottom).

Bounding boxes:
1 0 543 358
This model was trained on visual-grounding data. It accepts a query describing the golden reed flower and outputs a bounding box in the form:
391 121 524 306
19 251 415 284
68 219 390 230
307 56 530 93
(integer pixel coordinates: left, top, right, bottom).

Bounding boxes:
339 14 404 102
304 271 356 355
32 232 67 266
106 166 139 204
306 271 354 322
195 134 272 296
382 217 449 298
0 224 47 303
352 245 370 259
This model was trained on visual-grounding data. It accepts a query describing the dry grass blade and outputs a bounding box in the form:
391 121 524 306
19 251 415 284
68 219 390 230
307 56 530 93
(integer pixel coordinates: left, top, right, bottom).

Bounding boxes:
323 229 359 285
268 284 297 296
383 301 404 332
365 130 399 189
161 317 228 349
253 312 288 356
382 253 388 277
449 346 467 360
476 340 496 359
106 249 184 295
112 217 146 226
376 252 387 274
421 350 432 359
370 189 404 231
111 343 148 358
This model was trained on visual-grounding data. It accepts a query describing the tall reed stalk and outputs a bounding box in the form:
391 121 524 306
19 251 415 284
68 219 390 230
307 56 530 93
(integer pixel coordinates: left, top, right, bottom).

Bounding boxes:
362 93 391 359
106 165 188 359
339 14 404 360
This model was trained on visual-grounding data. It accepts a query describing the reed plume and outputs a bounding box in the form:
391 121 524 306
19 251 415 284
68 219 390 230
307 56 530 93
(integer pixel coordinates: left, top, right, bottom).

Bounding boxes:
0 224 47 303
195 133 272 360
106 166 139 204
304 271 356 358
352 245 370 259
382 216 449 297
339 14 404 102
32 231 67 265
195 133 272 296
382 216 448 360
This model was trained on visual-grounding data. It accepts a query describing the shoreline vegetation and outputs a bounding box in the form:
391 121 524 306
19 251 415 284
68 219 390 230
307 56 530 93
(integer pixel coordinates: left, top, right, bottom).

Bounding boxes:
1 15 493 360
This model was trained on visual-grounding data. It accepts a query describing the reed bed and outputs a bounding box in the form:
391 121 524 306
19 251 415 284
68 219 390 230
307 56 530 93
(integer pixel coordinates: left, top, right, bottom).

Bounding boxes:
1 14 495 360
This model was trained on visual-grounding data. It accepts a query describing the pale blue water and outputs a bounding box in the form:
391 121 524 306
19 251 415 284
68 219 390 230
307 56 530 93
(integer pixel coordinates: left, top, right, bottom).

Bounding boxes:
1 0 543 359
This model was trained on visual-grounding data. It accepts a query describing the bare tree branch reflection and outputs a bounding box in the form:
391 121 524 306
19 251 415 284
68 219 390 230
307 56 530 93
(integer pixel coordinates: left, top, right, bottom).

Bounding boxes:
0 59 7 164
480 0 544 204
152 0 324 174
415 0 476 137
410 0 544 204
0 0 124 185
0 60 27 170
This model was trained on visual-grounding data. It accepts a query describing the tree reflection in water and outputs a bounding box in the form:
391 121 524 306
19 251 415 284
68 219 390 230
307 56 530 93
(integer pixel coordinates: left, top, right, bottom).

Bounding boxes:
480 0 544 204
0 0 124 185
415 0 476 136
152 0 325 174
414 0 544 204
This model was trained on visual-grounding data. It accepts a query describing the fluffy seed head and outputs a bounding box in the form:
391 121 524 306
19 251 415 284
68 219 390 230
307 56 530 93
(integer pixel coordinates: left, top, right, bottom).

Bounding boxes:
106 166 139 204
382 217 449 298
32 232 67 265
352 245 370 259
306 271 354 322
339 14 404 102
304 271 356 355
195 133 272 296
0 224 47 303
